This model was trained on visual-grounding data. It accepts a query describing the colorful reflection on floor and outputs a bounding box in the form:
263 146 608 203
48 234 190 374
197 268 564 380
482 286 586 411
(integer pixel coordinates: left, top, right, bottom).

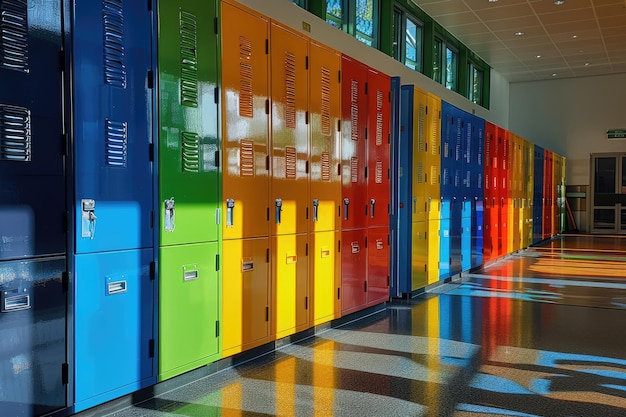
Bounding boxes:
101 236 626 417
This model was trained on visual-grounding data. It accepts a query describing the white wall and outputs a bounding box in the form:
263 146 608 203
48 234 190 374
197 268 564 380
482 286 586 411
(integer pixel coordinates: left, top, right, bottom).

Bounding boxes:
510 73 626 186
232 0 509 127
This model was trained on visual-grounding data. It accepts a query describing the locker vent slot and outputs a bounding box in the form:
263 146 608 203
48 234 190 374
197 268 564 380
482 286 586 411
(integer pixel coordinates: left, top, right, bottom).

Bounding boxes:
181 131 200 172
321 66 331 136
376 160 383 184
179 9 198 107
0 104 31 161
285 146 296 179
284 51 296 129
443 142 449 158
431 165 438 185
240 139 254 177
0 0 28 73
350 80 358 141
430 109 438 155
239 36 253 118
418 104 425 152
103 0 126 88
350 156 358 183
375 91 383 145
321 151 330 181
443 168 450 186
417 162 423 184
105 119 127 167
454 169 461 187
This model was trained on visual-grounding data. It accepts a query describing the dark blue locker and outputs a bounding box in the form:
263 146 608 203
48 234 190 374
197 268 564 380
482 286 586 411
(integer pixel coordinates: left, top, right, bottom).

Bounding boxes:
73 0 154 254
395 84 413 295
533 145 544 243
389 77 402 297
0 0 66 260
467 113 484 268
439 102 454 280
461 198 472 272
0 257 67 416
460 109 472 272
74 249 154 411
444 103 462 277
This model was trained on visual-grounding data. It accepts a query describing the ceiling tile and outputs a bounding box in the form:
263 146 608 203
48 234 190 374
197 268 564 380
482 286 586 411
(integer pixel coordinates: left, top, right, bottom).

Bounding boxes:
539 8 595 25
434 12 481 27
461 0 530 11
417 1 471 15
485 16 543 32
460 31 504 43
530 0 593 14
544 19 599 34
473 3 535 22
446 22 492 36
601 26 626 37
594 4 626 18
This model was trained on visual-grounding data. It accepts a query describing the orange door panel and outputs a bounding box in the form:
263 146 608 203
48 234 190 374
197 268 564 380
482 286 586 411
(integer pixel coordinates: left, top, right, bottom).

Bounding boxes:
310 41 342 234
221 1 270 240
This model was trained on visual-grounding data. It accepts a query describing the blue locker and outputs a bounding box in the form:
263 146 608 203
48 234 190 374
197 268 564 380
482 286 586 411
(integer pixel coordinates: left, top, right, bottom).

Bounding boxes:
73 0 154 254
74 248 154 411
442 102 462 277
439 103 454 280
0 0 66 260
0 257 67 416
533 145 544 243
461 198 472 272
467 113 484 268
390 77 403 297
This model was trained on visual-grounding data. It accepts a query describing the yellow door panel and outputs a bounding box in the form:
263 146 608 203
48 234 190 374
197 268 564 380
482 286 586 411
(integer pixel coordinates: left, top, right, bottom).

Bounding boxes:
413 87 428 223
427 93 441 221
412 220 427 291
310 230 340 325
427 218 441 284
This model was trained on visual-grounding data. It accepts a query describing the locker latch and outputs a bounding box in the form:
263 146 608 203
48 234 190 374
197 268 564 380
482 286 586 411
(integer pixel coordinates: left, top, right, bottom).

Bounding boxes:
164 198 175 232
81 199 97 239
343 198 350 220
412 196 417 213
312 198 319 222
370 198 376 218
275 198 283 224
226 198 235 227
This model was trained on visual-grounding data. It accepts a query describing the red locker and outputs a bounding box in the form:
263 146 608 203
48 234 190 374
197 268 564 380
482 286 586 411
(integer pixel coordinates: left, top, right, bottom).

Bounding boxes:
366 227 389 307
341 228 367 315
483 122 495 262
498 127 509 257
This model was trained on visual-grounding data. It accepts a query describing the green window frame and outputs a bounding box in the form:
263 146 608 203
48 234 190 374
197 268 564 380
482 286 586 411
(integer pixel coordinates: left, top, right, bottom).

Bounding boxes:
468 61 484 105
325 0 380 48
393 6 422 72
290 0 308 8
433 36 458 91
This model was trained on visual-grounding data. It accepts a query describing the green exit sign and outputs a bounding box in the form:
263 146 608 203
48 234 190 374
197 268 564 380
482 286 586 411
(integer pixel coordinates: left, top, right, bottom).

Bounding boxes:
607 129 626 139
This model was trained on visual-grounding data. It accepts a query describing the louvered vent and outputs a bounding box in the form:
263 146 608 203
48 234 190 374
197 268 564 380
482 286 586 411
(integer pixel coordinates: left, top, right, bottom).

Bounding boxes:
417 162 423 184
350 156 358 183
321 67 331 136
240 139 254 176
443 142 449 158
0 103 30 162
181 131 199 172
418 104 425 152
285 146 296 179
350 80 358 141
239 36 253 118
376 160 383 184
430 110 438 155
443 168 450 186
431 166 438 185
0 0 28 73
180 9 198 107
321 151 330 181
103 0 126 87
375 91 383 145
454 169 461 187
284 52 296 129
105 119 127 167
485 173 490 190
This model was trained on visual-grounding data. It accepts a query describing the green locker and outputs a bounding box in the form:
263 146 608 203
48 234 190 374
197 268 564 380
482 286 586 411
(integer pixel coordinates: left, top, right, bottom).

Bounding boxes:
158 0 221 246
158 243 220 381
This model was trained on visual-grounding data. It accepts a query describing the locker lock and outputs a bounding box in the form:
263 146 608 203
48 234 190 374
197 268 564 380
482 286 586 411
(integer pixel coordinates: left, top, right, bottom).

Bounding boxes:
226 198 235 227
275 198 283 224
343 198 350 220
370 198 376 218
164 198 175 232
312 199 319 222
81 199 97 239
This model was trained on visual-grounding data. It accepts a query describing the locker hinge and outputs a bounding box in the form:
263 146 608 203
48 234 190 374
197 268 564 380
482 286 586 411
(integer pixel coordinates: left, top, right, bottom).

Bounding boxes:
425 231 427 239
364 281 367 292
267 207 270 221
265 306 269 321
265 99 270 115
426 105 428 115
387 203 390 213
306 243 309 256
216 254 220 271
387 234 390 245
61 133 67 156
388 133 391 144
387 275 390 286
388 91 391 102
306 207 309 220
338 240 341 252
147 70 154 89
62 363 69 385
305 56 309 70
215 150 220 167
337 120 341 132
265 39 269 54
365 236 368 248
214 86 219 104
365 127 368 140
58 49 65 72
150 261 156 280
266 155 270 170
216 321 220 337
149 143 154 162
387 168 390 179
305 296 308 310
424 264 427 272
149 339 155 358
62 271 69 292
305 160 309 174
305 111 309 125
337 163 341 176
266 248 270 263
214 17 219 35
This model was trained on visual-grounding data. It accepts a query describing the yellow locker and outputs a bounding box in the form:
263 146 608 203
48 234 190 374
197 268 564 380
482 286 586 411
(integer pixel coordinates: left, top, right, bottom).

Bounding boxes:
270 21 310 236
427 218 440 285
272 233 309 339
310 230 340 326
412 87 429 223
426 93 441 221
222 237 270 357
412 220 427 291
221 0 270 240
506 133 515 253
309 41 341 234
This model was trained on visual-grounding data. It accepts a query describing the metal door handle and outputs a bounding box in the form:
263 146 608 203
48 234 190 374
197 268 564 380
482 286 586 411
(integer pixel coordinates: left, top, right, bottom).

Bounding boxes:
313 199 319 222
275 198 283 224
343 198 350 220
370 198 376 218
164 198 175 232
226 198 235 227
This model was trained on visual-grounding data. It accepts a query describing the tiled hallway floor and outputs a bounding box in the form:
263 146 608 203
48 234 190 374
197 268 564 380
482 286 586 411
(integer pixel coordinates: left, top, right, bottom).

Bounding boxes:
91 235 626 417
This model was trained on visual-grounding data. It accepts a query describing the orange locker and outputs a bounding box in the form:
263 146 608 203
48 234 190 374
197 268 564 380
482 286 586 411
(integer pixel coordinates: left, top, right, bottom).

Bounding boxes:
221 0 270 241
270 21 309 236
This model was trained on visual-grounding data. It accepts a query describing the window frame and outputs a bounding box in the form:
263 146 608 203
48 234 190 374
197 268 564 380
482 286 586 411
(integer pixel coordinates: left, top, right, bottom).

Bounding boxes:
325 0 381 48
468 60 484 105
392 5 423 72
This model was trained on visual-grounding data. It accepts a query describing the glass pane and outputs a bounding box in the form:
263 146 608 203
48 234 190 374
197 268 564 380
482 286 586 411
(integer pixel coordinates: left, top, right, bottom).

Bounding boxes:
470 65 482 105
290 0 307 8
445 47 457 91
405 17 421 72
326 0 343 28
594 157 616 194
356 0 375 47
433 39 442 84
392 8 401 61
594 208 615 230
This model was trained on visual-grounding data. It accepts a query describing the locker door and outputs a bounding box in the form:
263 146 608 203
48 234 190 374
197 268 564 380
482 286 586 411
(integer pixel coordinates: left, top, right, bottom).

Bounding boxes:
0 0 65 260
221 1 270 240
366 69 390 228
533 146 544 243
341 56 368 229
426 93 441 222
472 115 484 268
498 129 508 257
412 220 427 291
426 217 440 284
309 42 341 234
439 102 453 279
270 22 309 236
74 0 153 253
310 230 340 325
158 0 220 246
483 123 494 261
367 227 389 306
397 86 414 294
412 87 428 223
340 228 366 315
450 108 463 275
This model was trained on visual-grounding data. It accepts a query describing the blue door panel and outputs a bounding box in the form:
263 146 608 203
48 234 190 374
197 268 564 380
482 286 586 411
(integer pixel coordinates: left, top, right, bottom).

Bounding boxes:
461 199 472 272
74 248 154 411
389 77 401 297
73 0 153 254
397 85 413 294
472 200 484 267
0 256 67 416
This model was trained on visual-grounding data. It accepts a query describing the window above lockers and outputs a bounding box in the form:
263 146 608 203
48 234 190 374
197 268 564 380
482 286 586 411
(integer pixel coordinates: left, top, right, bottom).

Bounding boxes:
392 6 423 72
290 0 308 9
468 60 484 106
326 0 380 48
433 36 458 92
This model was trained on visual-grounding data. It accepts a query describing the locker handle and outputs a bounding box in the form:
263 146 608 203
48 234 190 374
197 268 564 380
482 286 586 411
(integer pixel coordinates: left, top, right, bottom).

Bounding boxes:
343 198 350 220
275 198 283 224
370 198 376 218
164 198 175 232
2 294 31 312
226 198 235 227
107 280 127 295
313 198 319 222
81 199 97 239
412 197 417 213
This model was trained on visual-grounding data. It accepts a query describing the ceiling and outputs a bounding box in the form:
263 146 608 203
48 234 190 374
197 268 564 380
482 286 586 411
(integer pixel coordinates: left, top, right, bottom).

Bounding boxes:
409 0 626 82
